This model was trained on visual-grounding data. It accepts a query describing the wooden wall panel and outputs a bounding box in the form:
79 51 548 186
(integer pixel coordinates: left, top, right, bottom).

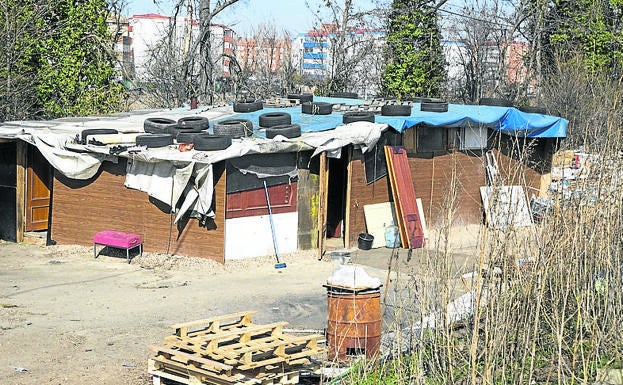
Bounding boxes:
51 159 225 263
226 182 297 219
297 169 319 250
409 153 486 228
494 149 543 198
347 151 486 247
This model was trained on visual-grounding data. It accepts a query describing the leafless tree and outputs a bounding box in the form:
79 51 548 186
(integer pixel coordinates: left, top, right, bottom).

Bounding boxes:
178 0 241 104
136 0 242 106
441 0 532 103
540 53 623 148
142 29 189 108
234 23 293 99
304 0 386 95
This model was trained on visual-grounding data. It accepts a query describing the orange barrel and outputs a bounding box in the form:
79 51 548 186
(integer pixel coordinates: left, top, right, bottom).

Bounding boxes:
326 285 382 361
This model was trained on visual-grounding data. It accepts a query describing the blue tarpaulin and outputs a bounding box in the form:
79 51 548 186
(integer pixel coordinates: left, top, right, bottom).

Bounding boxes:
220 97 567 139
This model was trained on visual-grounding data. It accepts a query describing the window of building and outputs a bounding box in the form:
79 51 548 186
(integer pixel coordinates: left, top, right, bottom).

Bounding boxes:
417 125 447 153
460 125 488 150
402 125 447 156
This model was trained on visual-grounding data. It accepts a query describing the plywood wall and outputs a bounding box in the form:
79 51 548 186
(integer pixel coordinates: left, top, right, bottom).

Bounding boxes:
347 150 391 247
51 159 226 262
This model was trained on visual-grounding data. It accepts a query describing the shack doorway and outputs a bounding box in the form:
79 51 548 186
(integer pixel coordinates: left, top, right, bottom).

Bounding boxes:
325 149 349 247
0 141 17 241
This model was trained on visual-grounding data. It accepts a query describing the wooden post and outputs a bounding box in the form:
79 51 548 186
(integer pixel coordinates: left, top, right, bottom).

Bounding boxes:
296 169 319 249
317 152 329 260
539 173 552 197
15 141 27 243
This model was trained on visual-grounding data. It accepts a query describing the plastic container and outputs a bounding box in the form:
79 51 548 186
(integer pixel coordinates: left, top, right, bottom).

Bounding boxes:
358 233 374 250
384 225 400 248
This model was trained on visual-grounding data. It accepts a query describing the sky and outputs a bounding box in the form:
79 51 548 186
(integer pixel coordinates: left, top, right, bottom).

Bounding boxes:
125 0 323 36
125 0 383 36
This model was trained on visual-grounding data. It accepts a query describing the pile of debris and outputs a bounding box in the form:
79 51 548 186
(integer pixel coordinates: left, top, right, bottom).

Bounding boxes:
148 311 325 385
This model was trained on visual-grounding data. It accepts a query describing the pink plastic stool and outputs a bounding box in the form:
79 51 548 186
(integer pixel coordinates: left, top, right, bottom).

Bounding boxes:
93 230 142 263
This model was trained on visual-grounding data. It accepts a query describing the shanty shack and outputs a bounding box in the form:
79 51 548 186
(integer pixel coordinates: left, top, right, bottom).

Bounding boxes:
0 97 567 262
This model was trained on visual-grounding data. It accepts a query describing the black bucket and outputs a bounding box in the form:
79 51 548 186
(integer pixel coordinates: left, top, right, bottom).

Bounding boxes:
358 233 374 250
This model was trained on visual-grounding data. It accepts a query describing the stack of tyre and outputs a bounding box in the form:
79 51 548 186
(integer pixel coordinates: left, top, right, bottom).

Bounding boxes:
185 98 262 150
139 116 211 149
140 115 258 151
258 112 301 139
287 93 313 104
417 98 449 113
232 99 263 113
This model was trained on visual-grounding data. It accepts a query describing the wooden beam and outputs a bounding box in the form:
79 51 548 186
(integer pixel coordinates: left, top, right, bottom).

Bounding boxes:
15 141 27 243
317 152 329 260
344 147 353 248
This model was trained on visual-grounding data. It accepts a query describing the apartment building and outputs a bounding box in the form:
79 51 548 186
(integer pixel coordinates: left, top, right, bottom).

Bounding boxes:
235 37 292 74
127 13 235 81
291 24 385 96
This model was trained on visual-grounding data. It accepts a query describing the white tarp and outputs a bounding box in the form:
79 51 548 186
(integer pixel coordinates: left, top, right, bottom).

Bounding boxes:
326 264 382 289
304 121 386 157
124 159 194 208
25 134 111 180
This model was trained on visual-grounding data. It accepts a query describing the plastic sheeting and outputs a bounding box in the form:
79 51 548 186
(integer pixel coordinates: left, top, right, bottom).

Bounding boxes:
124 159 194 208
309 97 568 138
376 103 566 138
326 264 382 289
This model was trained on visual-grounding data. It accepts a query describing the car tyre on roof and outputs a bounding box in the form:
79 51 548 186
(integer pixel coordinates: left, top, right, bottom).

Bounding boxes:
144 117 177 134
213 119 254 138
518 105 547 114
80 128 118 144
479 97 514 107
343 111 375 124
266 124 302 139
177 116 210 130
193 134 233 151
421 101 449 113
233 99 263 113
381 104 412 116
287 93 313 103
331 91 358 99
176 132 201 144
259 112 291 128
301 101 333 115
136 133 174 148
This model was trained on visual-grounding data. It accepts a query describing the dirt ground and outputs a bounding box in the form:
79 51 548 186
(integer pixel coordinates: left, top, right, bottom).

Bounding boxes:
0 225 481 385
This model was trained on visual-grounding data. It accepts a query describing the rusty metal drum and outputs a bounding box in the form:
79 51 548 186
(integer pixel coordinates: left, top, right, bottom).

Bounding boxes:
326 285 382 361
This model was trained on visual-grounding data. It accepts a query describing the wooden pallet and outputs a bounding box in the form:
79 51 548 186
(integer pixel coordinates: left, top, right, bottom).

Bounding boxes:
149 312 324 385
170 311 257 338
149 357 299 385
263 98 301 108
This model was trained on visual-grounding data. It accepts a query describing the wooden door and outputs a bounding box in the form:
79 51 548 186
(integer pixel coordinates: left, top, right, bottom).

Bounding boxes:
25 146 51 231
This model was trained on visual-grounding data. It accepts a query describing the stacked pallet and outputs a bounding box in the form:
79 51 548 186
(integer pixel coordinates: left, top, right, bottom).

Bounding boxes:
148 311 325 385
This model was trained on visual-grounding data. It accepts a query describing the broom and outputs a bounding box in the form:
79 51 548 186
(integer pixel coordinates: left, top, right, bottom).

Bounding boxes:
263 180 287 269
